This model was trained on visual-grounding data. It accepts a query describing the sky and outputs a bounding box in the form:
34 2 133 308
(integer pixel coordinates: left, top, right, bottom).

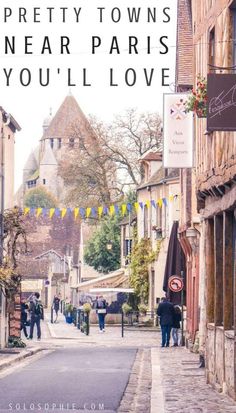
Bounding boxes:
0 0 177 190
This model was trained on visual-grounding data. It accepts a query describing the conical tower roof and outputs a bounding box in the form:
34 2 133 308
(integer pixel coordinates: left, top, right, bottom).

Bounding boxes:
23 150 38 171
42 95 91 140
40 142 57 166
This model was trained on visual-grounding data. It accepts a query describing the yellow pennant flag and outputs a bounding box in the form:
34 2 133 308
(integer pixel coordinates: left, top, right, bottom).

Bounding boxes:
86 207 91 218
74 208 79 219
169 195 174 202
157 199 163 208
36 208 42 218
61 208 67 218
146 200 151 208
98 206 103 218
49 208 55 218
24 207 30 215
109 205 115 216
134 202 139 212
121 204 127 216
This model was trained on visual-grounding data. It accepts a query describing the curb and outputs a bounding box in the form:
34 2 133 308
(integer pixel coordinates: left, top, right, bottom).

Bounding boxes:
0 347 43 372
151 348 165 413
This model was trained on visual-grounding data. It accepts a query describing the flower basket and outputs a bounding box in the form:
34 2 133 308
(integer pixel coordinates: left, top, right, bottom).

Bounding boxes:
186 75 207 118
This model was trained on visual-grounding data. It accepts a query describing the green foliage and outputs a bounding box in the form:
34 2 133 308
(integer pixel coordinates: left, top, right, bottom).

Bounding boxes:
185 75 207 117
65 303 73 315
138 303 148 314
122 303 133 314
84 215 121 273
24 186 58 208
83 303 92 313
8 336 26 348
130 238 161 303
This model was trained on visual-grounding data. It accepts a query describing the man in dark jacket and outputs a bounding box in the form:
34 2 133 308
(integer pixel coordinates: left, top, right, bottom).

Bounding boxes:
28 292 44 340
157 297 175 347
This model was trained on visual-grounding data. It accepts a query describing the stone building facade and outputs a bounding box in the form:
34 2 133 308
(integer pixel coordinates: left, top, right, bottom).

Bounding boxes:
0 107 21 348
136 152 180 310
192 0 236 399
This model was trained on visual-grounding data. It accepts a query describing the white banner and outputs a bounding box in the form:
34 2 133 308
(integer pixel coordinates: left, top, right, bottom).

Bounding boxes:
163 94 193 168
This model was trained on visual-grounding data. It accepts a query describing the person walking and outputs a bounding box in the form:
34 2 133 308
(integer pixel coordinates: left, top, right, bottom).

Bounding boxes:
21 300 29 339
172 305 182 346
95 295 108 333
53 294 60 323
157 297 175 347
28 292 44 340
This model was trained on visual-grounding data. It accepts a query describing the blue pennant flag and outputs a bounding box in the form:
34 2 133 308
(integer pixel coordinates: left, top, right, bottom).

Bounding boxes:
151 200 156 208
139 202 144 209
103 206 108 215
42 208 47 217
30 208 35 215
91 207 97 217
79 207 85 218
127 203 132 212
163 198 168 206
115 205 119 214
55 208 60 217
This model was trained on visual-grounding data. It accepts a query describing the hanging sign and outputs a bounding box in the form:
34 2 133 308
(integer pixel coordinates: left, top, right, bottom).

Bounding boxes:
163 94 193 168
207 74 236 132
168 275 184 293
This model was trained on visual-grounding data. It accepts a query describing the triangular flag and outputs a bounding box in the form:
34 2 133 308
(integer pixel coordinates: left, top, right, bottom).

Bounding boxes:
24 207 30 215
30 208 35 215
74 208 79 219
91 207 97 217
61 208 67 218
151 200 156 208
146 200 151 208
109 205 115 216
139 202 144 209
79 207 85 218
98 206 103 217
55 208 60 217
174 194 178 201
115 205 119 214
103 206 108 215
127 203 132 212
42 208 47 217
86 207 91 218
163 198 168 206
169 195 174 202
36 208 42 218
134 202 139 212
157 199 163 208
121 204 127 216
49 208 55 218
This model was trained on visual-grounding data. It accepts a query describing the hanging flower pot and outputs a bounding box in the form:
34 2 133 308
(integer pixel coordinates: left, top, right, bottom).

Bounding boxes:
186 75 207 118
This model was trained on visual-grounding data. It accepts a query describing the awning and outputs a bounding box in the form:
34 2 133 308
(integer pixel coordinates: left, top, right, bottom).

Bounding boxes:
73 269 129 292
163 221 186 304
90 288 134 293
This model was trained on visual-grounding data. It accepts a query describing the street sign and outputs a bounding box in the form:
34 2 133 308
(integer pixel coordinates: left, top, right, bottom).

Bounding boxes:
168 276 184 292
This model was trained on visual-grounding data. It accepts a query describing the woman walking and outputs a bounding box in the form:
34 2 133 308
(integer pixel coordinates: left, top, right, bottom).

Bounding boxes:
172 305 182 347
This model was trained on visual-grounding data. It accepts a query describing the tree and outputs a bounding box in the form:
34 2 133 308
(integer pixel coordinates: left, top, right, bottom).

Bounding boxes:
59 109 162 206
24 186 58 208
84 215 121 273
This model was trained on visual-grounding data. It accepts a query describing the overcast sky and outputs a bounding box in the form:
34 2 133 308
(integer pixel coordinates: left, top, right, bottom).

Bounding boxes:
0 0 177 190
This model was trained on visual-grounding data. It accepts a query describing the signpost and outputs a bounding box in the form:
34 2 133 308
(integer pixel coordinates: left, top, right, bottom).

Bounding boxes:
207 74 236 132
168 273 185 346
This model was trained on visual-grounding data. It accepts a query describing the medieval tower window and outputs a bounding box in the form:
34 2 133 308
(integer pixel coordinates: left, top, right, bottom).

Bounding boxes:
58 138 62 149
209 27 215 69
69 137 75 148
50 138 54 149
43 179 46 185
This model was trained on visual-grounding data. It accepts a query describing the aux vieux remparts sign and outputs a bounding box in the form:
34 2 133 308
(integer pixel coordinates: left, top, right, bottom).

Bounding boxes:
207 74 236 132
163 94 193 168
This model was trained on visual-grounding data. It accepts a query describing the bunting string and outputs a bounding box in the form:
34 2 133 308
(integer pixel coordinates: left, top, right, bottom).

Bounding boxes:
22 195 179 220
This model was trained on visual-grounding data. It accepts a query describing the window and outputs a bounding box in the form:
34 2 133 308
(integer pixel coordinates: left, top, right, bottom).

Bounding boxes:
27 180 36 189
50 138 54 149
43 179 46 185
209 27 215 69
69 137 75 148
58 138 62 149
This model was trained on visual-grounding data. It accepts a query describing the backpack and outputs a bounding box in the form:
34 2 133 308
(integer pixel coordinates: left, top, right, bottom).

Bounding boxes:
34 301 43 318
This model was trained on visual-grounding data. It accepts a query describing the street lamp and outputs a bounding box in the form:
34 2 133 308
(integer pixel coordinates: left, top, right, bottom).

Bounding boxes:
106 240 113 251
